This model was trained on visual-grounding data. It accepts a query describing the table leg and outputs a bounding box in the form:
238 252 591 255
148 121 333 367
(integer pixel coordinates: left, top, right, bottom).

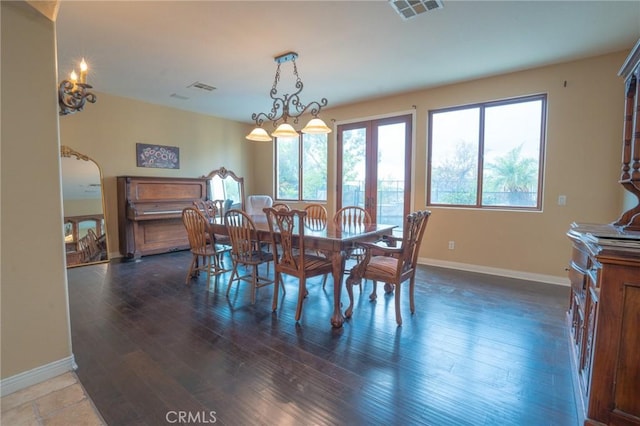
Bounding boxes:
329 250 347 328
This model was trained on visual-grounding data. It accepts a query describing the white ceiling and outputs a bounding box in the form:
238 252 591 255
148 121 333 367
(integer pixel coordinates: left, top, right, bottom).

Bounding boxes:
56 1 640 125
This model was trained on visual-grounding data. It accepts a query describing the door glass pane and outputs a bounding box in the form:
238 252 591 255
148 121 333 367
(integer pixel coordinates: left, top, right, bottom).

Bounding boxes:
276 136 299 200
377 123 406 227
341 128 366 208
430 108 480 205
302 133 327 201
481 100 542 207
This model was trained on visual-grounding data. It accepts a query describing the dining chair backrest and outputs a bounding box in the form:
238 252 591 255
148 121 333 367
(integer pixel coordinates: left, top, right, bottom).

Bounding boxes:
210 199 226 220
304 203 327 230
272 202 291 212
224 209 261 263
263 208 307 275
182 207 209 251
398 210 431 274
193 199 218 220
78 228 101 263
333 206 372 228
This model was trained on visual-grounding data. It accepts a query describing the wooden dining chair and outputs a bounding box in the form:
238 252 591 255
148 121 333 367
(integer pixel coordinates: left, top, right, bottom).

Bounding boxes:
333 206 372 228
303 203 327 230
324 206 374 290
345 210 431 326
181 207 230 285
224 209 276 305
272 202 291 212
192 199 231 265
78 228 102 263
263 208 334 322
193 199 216 219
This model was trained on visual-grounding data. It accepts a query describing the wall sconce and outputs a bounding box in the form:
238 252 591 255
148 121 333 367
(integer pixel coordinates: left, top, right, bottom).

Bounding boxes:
58 58 97 116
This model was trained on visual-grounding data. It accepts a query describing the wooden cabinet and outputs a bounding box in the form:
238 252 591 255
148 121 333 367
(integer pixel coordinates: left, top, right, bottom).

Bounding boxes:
566 39 640 425
567 224 640 426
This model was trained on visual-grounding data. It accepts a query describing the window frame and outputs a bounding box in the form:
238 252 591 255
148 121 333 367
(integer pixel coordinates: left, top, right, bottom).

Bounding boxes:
427 94 547 211
274 131 328 202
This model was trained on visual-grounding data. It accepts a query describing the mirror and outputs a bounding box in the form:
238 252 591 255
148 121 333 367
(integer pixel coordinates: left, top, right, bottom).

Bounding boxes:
61 145 109 267
203 167 245 214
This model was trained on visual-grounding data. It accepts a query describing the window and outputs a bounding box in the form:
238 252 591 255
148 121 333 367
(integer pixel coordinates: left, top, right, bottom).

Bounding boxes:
275 132 327 201
427 94 546 209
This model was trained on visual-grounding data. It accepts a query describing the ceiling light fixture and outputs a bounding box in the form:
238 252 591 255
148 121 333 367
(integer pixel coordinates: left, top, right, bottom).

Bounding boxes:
246 51 331 141
58 58 97 116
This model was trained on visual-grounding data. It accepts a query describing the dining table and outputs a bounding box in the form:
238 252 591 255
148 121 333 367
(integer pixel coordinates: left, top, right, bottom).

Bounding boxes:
208 215 395 328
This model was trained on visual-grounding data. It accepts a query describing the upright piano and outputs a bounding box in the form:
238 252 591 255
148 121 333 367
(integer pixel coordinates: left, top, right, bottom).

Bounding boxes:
117 176 209 259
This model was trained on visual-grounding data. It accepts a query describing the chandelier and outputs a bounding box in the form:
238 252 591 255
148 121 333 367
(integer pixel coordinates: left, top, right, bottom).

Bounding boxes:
58 58 97 116
246 52 331 142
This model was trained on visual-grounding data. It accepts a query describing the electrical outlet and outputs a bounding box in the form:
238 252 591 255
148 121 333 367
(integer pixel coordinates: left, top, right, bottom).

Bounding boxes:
448 241 455 250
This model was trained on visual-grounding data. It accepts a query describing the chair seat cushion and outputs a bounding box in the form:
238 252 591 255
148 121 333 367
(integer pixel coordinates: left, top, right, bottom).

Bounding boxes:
366 256 400 277
238 250 273 263
303 254 332 272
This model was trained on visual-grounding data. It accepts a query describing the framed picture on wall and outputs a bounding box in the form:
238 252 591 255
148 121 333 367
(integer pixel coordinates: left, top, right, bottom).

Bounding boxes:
136 143 180 169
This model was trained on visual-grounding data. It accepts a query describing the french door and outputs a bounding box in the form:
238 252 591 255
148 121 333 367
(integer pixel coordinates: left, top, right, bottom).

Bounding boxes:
337 114 412 227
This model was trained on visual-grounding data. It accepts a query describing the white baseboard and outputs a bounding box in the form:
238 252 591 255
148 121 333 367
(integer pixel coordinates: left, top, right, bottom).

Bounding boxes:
0 355 77 397
418 257 570 286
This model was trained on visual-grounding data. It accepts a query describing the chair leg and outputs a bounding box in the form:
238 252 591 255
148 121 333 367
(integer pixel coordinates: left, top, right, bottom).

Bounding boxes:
369 280 378 301
280 274 286 295
226 263 238 297
409 276 416 314
295 279 306 322
205 255 212 284
186 256 197 284
272 272 281 312
251 265 258 305
395 283 402 326
345 275 356 318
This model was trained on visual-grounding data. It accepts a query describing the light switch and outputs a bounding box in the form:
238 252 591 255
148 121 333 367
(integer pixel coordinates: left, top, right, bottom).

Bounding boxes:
558 195 567 206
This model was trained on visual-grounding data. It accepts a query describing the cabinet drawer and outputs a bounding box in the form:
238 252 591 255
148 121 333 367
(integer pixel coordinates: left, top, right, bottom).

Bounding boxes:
571 245 590 271
568 266 587 303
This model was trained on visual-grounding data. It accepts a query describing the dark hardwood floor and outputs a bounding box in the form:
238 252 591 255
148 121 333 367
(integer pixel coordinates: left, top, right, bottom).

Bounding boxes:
68 251 578 425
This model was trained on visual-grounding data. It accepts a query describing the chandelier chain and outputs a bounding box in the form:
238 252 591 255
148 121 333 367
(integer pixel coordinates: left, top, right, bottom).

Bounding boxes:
251 52 328 129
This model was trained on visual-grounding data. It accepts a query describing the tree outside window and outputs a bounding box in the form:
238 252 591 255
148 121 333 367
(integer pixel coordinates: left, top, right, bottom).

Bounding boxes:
276 132 327 201
428 95 546 210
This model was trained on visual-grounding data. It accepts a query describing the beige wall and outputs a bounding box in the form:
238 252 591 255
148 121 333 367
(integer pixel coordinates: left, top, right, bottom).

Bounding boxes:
58 92 253 257
253 51 628 279
1 1 72 379
63 199 103 217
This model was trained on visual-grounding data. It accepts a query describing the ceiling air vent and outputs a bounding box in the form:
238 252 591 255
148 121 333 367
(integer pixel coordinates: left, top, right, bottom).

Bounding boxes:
170 93 190 100
389 0 443 20
188 81 216 92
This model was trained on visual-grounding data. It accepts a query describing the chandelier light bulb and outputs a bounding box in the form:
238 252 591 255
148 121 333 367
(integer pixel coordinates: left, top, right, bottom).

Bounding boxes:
246 127 272 142
271 123 299 138
301 118 332 134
